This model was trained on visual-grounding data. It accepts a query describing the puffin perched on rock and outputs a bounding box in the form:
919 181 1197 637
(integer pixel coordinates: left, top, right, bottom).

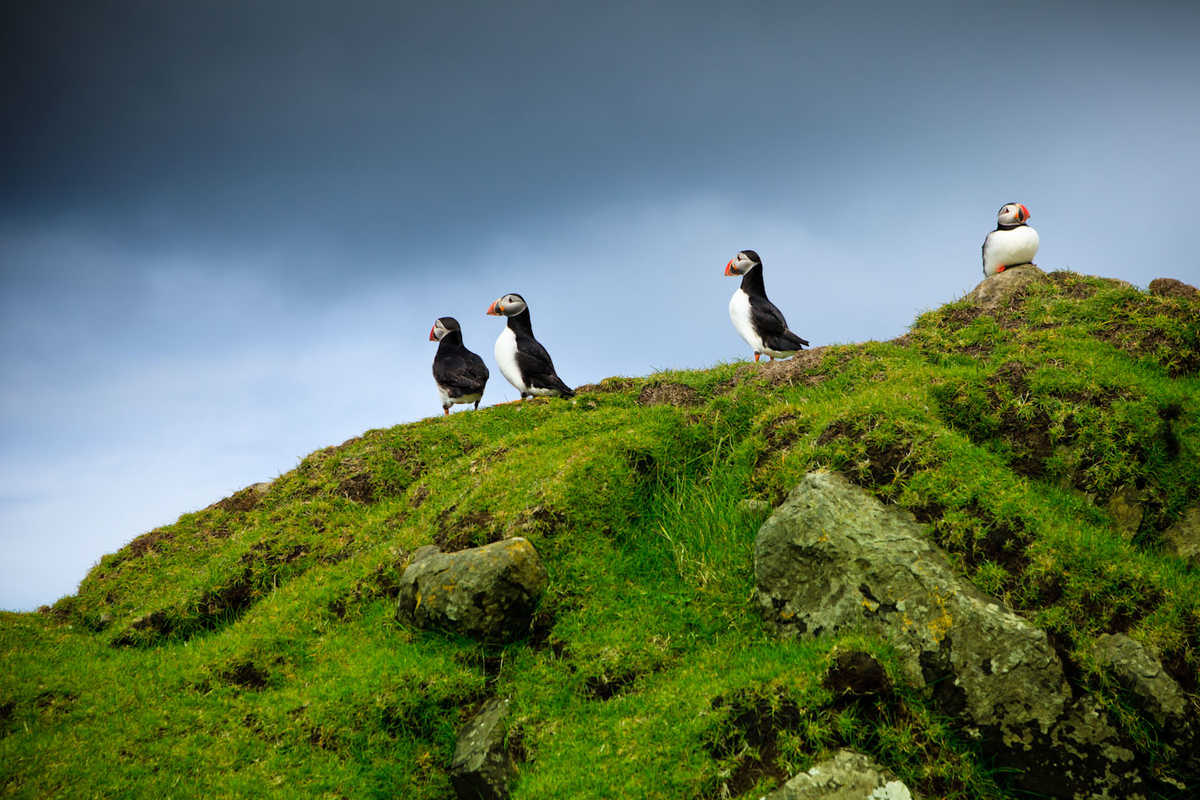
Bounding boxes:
429 316 489 415
982 203 1039 277
486 293 575 399
725 249 810 362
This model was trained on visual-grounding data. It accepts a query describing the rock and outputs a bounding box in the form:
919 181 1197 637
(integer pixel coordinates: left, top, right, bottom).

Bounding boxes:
450 697 517 800
755 471 1143 798
761 749 915 800
1162 506 1200 566
1089 634 1189 730
1105 486 1143 540
965 264 1047 311
1148 278 1200 301
396 537 548 642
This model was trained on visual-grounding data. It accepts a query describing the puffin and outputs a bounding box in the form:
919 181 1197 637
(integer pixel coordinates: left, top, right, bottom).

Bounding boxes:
486 292 575 399
429 316 489 415
725 249 810 362
982 203 1039 277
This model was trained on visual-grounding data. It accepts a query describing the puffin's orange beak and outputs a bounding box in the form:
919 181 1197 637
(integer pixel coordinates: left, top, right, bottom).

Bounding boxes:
724 259 735 276
486 301 500 316
1018 204 1030 222
429 325 437 341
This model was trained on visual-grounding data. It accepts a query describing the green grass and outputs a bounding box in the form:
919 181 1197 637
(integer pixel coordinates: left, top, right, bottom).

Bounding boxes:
2 269 1198 798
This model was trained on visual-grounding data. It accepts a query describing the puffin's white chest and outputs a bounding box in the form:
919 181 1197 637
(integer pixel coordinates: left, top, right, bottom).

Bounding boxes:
983 226 1039 276
494 327 525 392
729 289 763 352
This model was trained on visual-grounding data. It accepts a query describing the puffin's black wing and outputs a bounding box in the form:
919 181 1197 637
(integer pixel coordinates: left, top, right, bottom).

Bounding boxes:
515 334 575 397
434 348 489 396
981 234 989 276
750 295 809 351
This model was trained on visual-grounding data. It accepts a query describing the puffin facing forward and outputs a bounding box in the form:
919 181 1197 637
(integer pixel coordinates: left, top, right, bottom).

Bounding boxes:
982 203 1039 277
429 316 489 415
486 293 575 399
725 250 809 362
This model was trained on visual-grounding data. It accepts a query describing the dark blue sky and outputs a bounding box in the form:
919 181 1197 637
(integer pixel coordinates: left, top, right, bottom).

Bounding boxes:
3 0 1199 609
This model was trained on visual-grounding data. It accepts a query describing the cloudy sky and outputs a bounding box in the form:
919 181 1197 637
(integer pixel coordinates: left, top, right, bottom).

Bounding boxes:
3 1 1198 610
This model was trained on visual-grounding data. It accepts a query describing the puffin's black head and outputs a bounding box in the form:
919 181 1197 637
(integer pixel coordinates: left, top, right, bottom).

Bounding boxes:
486 292 528 317
429 316 461 342
724 250 762 276
997 203 1030 225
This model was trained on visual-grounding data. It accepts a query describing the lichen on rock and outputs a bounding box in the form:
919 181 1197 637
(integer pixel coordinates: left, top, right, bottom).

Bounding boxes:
395 537 548 642
754 470 1145 798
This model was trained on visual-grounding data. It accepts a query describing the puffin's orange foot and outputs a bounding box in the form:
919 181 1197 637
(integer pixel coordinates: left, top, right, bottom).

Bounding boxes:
443 407 450 416
754 352 761 362
997 265 1007 273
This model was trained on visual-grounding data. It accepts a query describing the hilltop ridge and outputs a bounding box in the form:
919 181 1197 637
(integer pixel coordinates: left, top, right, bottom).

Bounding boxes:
3 267 1199 798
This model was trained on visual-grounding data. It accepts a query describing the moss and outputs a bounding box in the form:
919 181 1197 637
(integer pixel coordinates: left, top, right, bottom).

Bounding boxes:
3 272 1199 798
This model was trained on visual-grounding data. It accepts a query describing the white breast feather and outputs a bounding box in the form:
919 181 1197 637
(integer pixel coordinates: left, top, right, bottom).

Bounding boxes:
729 289 763 353
983 227 1039 276
494 327 525 393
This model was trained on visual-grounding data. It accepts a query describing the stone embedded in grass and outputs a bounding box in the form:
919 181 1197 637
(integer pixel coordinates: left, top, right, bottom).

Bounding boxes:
762 749 915 800
1089 634 1190 731
1162 506 1200 566
395 537 548 643
755 470 1144 799
1106 486 1144 540
965 263 1047 310
450 697 518 800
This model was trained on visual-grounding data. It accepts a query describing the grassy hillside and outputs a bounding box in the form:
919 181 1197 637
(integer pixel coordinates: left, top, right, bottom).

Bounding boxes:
3 270 1198 798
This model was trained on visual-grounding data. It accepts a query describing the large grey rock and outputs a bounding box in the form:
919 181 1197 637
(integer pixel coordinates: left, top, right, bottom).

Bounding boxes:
450 697 516 800
755 471 1143 799
396 537 547 642
761 750 914 800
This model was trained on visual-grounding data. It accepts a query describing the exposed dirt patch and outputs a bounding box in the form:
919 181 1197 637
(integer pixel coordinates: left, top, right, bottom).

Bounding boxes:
1089 293 1200 377
764 413 805 452
434 509 500 551
220 660 271 690
211 483 271 513
755 346 832 388
583 669 641 701
991 363 1055 477
33 689 77 711
816 418 924 489
704 689 800 798
908 500 1033 583
126 528 175 558
328 559 406 620
337 472 375 503
1149 277 1200 301
636 382 701 407
113 537 315 646
576 377 638 394
0 699 14 736
512 504 567 539
938 303 986 331
1047 270 1101 299
409 484 430 508
824 650 893 697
